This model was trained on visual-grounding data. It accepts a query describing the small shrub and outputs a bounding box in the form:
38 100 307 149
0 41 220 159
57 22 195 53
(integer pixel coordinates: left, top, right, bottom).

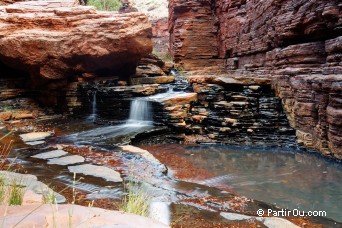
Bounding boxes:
87 0 122 11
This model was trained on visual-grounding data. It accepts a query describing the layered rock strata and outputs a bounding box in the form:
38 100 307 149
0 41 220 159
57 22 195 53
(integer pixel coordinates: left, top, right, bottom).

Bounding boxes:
169 0 341 74
168 0 225 72
168 0 342 158
0 1 152 92
274 75 342 159
156 76 297 146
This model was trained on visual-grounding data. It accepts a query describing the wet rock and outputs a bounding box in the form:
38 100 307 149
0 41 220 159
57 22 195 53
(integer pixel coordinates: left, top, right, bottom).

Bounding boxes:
25 141 45 146
131 76 175 85
31 149 68 159
0 204 168 228
68 164 123 182
132 84 159 96
20 132 53 142
120 145 160 163
48 155 85 165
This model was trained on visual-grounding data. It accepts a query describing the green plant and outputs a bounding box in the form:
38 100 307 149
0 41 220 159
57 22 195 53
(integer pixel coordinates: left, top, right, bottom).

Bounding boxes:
120 176 151 217
87 0 121 11
8 179 25 205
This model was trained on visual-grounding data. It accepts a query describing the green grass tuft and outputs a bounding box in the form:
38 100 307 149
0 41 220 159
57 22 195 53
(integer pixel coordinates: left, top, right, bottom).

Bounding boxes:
8 179 24 205
120 177 151 217
87 0 122 11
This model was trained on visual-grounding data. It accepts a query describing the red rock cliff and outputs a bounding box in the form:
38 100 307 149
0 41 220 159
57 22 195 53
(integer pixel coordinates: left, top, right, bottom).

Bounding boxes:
169 0 342 159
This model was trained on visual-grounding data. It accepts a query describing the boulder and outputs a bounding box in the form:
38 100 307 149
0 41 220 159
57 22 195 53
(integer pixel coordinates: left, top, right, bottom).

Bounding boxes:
0 1 152 87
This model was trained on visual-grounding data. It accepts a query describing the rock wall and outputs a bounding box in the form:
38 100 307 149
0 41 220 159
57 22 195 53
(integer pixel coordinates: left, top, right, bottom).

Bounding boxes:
216 0 341 74
169 0 341 74
156 76 297 146
274 75 342 159
134 0 169 54
168 0 225 72
168 0 342 159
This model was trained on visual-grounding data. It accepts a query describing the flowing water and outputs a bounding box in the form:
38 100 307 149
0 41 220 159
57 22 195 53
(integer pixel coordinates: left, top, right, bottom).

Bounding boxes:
66 98 154 146
2 87 342 226
86 91 97 122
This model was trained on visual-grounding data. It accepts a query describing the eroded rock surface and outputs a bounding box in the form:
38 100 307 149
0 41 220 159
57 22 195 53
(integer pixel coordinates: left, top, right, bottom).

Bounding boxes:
0 204 168 228
0 1 152 86
274 75 342 159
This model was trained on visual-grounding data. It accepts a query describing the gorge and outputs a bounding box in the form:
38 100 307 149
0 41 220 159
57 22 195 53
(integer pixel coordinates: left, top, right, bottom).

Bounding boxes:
0 0 341 227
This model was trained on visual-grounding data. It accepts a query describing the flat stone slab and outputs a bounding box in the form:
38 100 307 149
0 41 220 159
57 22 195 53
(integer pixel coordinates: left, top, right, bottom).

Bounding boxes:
0 171 65 203
31 149 68 159
48 155 85 165
0 204 168 228
220 212 299 228
20 132 52 142
25 140 45 146
68 164 123 182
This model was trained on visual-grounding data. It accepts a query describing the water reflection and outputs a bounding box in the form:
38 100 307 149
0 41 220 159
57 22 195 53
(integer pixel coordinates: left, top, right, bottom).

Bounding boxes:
168 145 342 222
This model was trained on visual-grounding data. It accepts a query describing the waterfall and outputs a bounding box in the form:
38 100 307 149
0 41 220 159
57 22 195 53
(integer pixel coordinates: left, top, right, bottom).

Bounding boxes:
126 99 153 126
87 91 97 122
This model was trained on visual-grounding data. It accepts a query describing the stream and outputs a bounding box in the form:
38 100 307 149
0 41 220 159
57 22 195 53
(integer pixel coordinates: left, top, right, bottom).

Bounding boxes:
1 87 342 227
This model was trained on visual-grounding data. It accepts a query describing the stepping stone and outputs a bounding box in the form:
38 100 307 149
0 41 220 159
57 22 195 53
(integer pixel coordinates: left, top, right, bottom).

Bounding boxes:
20 132 52 142
48 155 85 165
31 149 68 159
68 164 123 182
25 141 45 146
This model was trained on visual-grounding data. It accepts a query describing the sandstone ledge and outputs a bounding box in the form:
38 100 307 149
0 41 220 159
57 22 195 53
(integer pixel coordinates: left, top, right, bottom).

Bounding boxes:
0 1 152 85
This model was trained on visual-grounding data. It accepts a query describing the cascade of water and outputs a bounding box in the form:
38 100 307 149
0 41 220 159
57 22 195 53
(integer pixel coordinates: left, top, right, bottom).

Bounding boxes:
126 99 153 126
87 91 97 122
